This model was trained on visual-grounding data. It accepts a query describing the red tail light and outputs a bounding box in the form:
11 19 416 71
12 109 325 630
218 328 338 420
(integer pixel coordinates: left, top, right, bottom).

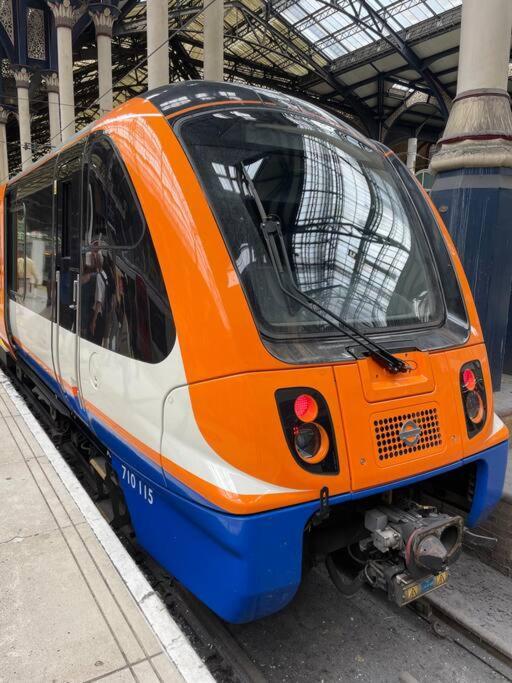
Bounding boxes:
460 361 487 437
462 368 477 392
294 394 318 422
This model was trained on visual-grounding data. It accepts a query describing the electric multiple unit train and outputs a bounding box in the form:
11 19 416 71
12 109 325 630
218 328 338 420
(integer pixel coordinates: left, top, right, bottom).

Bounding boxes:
0 81 508 623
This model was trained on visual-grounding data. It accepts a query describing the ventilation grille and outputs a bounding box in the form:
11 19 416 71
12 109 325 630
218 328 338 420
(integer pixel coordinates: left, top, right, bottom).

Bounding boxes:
373 407 442 463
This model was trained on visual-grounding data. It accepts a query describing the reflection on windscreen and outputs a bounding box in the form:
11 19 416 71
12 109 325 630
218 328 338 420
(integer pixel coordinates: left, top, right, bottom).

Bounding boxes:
180 109 443 339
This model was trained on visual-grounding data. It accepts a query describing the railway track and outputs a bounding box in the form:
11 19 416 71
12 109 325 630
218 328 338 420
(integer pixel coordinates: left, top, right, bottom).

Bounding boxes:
411 597 512 680
6 363 512 683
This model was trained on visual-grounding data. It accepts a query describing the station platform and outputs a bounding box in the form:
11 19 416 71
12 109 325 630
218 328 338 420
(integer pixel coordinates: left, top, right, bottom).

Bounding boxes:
0 372 213 683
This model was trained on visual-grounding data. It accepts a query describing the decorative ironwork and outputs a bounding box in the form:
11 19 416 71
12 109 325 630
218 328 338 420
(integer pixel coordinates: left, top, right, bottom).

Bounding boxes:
384 89 432 131
27 7 46 60
0 0 13 43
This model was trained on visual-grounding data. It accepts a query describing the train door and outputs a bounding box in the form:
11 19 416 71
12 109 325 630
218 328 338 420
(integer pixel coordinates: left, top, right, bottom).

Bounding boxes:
76 135 174 487
52 144 85 412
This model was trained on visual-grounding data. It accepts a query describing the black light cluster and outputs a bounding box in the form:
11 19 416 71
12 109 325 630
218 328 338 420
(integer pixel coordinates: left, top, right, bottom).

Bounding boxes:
460 361 487 438
275 387 339 474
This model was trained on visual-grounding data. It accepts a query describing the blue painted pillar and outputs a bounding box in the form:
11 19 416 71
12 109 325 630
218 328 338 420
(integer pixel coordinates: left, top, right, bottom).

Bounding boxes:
430 0 512 391
431 169 512 389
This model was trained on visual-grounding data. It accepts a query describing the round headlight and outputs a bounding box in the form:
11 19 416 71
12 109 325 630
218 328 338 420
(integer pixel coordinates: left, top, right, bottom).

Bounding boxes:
465 390 484 424
294 422 329 464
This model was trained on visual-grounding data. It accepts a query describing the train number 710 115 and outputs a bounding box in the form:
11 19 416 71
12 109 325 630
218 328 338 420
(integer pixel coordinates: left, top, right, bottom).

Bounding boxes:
120 464 154 504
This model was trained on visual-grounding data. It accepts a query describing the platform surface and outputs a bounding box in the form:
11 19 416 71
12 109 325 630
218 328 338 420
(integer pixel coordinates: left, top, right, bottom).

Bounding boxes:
494 373 512 499
0 376 196 683
427 551 512 659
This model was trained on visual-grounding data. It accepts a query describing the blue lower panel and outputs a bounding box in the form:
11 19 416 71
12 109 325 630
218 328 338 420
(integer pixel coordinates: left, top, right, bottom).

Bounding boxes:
112 457 315 622
112 439 508 623
466 442 509 526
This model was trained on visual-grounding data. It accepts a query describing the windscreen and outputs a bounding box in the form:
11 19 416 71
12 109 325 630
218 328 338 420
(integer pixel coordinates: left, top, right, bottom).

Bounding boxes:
179 108 445 340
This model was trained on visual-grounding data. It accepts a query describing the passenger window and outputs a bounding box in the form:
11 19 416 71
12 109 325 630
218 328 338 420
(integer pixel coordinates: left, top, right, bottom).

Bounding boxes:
7 161 55 317
84 138 144 249
80 137 175 363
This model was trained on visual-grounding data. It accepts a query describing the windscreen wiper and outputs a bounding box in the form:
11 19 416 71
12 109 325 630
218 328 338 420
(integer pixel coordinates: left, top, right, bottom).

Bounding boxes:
239 164 411 374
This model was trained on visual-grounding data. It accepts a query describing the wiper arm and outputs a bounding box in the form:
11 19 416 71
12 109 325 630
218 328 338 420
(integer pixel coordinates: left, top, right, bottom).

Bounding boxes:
262 221 411 374
239 164 411 374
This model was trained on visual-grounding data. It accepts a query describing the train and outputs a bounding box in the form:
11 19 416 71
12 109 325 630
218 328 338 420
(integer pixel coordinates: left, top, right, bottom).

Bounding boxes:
0 81 508 624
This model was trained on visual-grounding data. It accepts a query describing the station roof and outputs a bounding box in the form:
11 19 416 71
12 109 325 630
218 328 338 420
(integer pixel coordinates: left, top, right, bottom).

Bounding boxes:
106 0 469 141
278 0 462 60
5 0 512 172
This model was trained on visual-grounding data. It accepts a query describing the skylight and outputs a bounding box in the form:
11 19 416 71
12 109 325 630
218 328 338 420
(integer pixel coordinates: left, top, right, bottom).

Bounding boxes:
278 0 462 61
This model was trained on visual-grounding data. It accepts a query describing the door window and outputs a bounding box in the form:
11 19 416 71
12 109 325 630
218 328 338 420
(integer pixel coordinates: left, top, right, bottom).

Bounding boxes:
56 151 83 331
6 187 25 300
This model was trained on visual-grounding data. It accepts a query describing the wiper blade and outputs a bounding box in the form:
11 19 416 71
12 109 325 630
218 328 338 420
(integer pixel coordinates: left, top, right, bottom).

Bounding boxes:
261 221 411 374
239 163 411 375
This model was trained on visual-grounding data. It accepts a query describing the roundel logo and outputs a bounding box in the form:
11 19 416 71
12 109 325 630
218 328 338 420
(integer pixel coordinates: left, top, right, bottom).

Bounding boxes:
399 419 421 447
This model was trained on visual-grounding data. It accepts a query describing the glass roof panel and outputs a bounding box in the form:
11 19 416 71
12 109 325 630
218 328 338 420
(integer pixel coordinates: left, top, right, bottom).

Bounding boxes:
319 12 351 33
322 43 347 59
298 0 325 14
275 0 462 60
302 22 329 40
342 31 375 52
281 4 308 23
393 6 434 28
424 0 448 11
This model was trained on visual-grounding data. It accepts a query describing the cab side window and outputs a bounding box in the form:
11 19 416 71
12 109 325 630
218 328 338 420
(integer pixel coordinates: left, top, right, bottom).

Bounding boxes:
80 137 175 363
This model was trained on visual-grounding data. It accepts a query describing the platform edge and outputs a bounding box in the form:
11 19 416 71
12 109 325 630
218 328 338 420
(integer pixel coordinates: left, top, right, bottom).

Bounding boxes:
0 371 215 683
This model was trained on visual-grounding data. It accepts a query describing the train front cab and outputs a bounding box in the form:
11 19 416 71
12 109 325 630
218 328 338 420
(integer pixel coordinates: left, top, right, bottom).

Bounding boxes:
0 83 507 625
140 86 508 623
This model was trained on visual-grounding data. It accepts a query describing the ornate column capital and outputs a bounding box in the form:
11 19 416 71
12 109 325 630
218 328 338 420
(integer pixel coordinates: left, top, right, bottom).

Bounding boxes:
0 106 11 125
47 0 79 30
42 70 59 94
89 3 119 38
11 66 31 90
